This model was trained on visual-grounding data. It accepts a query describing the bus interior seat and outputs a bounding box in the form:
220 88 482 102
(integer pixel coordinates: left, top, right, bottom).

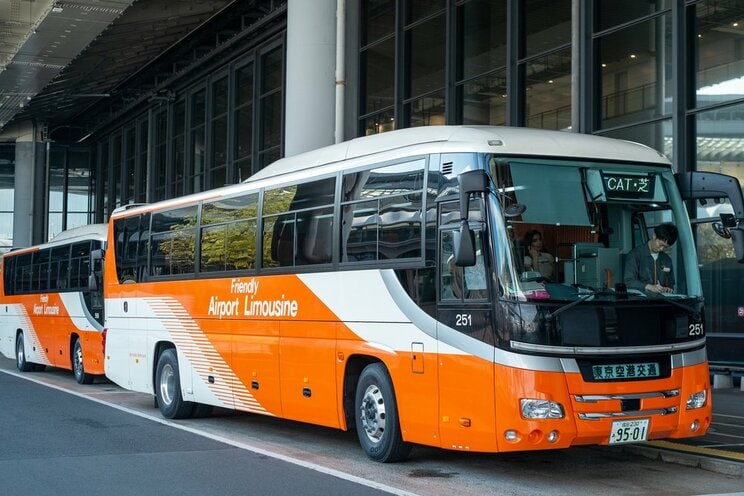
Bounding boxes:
271 215 295 266
302 212 333 264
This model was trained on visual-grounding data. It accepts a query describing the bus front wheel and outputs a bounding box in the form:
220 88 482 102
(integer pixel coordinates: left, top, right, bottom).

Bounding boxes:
155 348 195 419
15 332 34 372
72 338 95 385
354 363 412 463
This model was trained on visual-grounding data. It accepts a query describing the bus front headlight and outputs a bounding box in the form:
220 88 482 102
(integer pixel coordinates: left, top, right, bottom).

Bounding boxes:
686 389 707 410
520 399 565 419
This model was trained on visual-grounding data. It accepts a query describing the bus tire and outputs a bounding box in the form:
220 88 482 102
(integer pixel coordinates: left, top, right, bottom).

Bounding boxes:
72 337 95 385
155 348 195 419
354 363 412 463
15 331 34 372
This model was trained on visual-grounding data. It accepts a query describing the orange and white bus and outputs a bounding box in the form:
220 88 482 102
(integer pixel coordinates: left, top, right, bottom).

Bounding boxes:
0 224 107 384
102 126 744 462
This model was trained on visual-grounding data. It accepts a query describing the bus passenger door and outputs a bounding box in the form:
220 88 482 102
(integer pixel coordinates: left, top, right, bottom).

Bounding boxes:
436 227 498 452
107 216 148 393
88 248 105 327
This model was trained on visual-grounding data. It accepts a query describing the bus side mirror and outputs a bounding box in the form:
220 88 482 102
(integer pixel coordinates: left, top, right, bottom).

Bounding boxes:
676 171 744 263
454 170 488 266
458 170 489 221
88 273 98 291
675 171 744 220
89 248 104 291
454 221 476 267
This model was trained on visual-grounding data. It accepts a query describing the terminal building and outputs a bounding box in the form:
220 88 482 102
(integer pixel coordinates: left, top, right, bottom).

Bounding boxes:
1 0 742 365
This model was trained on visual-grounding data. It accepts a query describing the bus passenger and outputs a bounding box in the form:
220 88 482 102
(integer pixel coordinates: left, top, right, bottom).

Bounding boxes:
623 223 678 294
522 230 554 280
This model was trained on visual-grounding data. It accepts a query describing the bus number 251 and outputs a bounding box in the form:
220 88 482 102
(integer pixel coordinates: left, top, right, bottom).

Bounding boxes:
688 323 704 336
455 313 472 327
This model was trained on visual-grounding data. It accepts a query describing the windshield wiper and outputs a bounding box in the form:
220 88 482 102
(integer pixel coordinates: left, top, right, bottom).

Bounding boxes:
647 293 701 319
545 287 615 320
544 287 701 321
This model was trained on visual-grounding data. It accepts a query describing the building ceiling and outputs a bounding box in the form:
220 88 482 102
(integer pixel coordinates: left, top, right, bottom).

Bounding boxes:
0 0 282 140
0 0 134 131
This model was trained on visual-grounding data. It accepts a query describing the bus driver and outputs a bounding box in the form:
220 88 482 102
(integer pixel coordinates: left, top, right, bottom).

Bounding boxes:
623 223 678 294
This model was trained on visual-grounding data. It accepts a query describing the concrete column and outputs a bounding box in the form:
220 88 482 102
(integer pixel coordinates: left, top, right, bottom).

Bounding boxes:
284 0 337 157
12 123 40 248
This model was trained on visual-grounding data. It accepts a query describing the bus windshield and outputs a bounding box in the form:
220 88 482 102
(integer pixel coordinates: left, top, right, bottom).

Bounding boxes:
490 157 700 304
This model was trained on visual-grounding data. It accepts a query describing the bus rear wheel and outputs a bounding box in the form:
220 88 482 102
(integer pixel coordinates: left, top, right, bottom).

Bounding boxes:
354 363 412 463
15 332 34 372
155 348 195 419
72 338 95 385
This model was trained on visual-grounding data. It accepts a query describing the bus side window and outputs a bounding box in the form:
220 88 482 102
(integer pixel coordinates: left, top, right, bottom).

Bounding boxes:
50 245 69 290
300 209 333 264
2 256 14 295
441 229 488 301
271 214 295 266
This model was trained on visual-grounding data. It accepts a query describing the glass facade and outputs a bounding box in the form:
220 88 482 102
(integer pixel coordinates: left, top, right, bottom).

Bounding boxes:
0 144 13 253
358 0 574 132
83 36 285 218
47 146 93 240
355 0 744 358
258 44 284 169
4 0 744 361
693 1 743 347
694 0 744 108
456 0 507 125
524 48 572 130
597 13 673 129
48 147 66 239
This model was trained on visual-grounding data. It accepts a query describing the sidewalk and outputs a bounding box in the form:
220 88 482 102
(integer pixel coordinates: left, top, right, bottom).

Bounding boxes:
625 377 744 476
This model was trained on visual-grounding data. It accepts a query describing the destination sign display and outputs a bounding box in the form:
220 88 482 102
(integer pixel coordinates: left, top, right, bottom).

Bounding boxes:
591 361 660 380
601 173 655 199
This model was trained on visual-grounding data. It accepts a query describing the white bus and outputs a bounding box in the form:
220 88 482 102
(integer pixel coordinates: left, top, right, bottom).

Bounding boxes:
102 126 743 462
1 224 107 384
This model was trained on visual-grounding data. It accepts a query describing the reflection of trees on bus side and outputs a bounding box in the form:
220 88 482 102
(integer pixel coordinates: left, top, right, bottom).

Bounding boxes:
134 159 433 276
150 205 198 276
201 193 260 272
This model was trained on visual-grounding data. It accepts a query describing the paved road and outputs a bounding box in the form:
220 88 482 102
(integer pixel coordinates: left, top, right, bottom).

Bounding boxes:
0 372 396 496
1 359 743 496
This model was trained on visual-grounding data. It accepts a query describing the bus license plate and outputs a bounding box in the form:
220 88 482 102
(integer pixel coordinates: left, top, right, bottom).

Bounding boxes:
609 419 649 444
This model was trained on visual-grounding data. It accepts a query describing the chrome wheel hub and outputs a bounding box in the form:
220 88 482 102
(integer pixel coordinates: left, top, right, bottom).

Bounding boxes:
359 384 386 443
73 345 83 377
159 363 175 406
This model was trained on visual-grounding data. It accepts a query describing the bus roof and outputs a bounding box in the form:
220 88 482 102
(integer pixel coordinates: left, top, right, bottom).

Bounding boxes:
49 223 108 244
3 223 108 257
244 125 671 183
110 126 672 220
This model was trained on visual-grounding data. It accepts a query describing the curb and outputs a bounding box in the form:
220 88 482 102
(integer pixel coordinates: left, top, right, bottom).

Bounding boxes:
623 444 744 477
